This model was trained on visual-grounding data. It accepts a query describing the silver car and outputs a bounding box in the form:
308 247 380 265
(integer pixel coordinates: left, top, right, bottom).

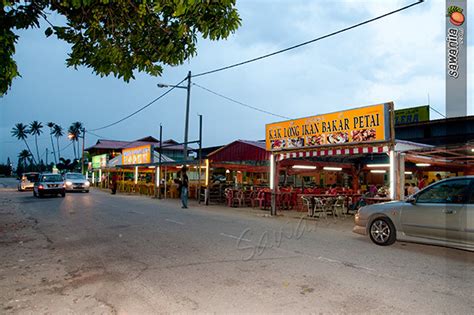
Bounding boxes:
33 173 66 198
353 176 474 251
18 172 39 191
64 172 90 193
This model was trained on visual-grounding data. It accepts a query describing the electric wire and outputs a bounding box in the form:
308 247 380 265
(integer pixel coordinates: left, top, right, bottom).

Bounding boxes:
89 76 187 132
192 1 424 78
429 106 447 118
193 82 291 120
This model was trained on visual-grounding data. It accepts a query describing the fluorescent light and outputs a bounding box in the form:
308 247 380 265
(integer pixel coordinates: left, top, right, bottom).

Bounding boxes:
367 163 390 168
292 165 317 170
471 148 474 152
323 167 342 171
416 163 431 167
370 170 386 174
404 171 413 175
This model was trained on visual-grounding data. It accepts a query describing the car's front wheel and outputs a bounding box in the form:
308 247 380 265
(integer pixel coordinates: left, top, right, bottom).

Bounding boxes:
369 217 396 246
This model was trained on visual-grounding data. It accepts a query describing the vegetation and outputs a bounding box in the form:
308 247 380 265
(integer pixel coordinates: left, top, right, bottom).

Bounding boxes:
1 1 241 95
28 120 43 164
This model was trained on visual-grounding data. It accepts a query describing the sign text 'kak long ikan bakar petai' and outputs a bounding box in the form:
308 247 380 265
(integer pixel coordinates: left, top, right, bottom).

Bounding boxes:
266 102 393 151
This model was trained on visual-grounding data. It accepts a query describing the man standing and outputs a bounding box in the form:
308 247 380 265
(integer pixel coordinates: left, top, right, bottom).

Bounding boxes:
181 167 189 209
111 173 118 195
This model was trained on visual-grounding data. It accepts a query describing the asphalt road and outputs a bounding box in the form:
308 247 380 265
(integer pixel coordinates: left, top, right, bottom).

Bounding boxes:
0 178 473 314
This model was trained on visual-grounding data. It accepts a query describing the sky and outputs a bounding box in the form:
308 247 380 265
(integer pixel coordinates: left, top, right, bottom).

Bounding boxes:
1 0 473 165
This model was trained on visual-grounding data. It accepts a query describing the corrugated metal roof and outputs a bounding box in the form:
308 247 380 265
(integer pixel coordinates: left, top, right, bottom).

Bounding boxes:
208 140 269 162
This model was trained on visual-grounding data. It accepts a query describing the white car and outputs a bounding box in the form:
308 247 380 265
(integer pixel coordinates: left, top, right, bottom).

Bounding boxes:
64 173 90 193
18 172 39 191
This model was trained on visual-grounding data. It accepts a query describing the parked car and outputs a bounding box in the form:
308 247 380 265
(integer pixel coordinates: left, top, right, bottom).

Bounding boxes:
64 172 90 193
353 176 474 251
17 172 39 191
33 173 66 198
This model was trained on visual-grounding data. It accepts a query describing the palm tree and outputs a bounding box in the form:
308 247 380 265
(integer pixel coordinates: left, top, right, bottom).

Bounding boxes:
68 124 78 159
18 149 32 169
29 121 43 164
46 122 58 164
72 121 83 160
11 123 37 165
52 124 64 160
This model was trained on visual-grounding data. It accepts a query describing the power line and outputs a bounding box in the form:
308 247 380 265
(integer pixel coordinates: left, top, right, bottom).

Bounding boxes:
192 1 424 78
193 82 291 120
428 106 446 119
86 130 105 139
89 76 188 132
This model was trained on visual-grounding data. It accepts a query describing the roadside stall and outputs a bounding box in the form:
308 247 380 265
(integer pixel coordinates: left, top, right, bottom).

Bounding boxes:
266 102 400 216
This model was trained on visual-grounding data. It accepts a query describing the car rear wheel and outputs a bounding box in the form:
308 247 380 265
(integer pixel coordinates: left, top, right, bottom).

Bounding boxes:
369 217 396 246
33 190 37 197
60 191 65 197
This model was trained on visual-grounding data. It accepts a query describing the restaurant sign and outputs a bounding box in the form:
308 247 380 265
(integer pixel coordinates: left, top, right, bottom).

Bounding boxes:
91 154 107 169
122 145 153 165
265 103 392 152
394 105 429 125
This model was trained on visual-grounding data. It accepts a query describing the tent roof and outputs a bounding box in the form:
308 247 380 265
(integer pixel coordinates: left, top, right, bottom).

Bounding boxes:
208 140 269 162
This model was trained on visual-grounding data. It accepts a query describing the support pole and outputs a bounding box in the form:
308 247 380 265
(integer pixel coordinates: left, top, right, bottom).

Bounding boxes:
134 166 138 184
389 149 399 200
158 124 163 199
81 129 86 175
198 114 202 203
270 154 277 216
399 153 405 200
183 71 191 162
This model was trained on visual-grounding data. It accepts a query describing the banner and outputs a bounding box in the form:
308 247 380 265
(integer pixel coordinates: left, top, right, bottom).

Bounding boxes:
122 145 153 165
446 1 467 117
394 105 430 125
91 154 107 169
265 103 392 152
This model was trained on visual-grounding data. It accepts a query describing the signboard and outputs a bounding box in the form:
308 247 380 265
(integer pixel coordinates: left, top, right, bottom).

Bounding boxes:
91 154 107 169
122 145 153 165
394 105 430 125
265 103 391 152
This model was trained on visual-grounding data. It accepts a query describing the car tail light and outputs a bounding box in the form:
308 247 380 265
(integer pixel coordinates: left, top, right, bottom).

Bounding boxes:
38 185 44 189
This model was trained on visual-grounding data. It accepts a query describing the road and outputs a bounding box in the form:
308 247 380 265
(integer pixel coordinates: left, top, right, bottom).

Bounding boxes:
0 178 473 314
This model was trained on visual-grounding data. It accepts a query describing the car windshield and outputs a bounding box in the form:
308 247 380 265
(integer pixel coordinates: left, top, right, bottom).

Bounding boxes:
66 174 85 180
25 174 38 181
41 175 63 182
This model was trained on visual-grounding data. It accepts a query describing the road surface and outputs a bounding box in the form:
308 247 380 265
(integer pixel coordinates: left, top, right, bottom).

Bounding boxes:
0 178 473 313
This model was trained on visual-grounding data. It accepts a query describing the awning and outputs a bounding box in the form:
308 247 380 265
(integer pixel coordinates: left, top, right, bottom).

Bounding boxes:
106 151 174 168
276 145 390 161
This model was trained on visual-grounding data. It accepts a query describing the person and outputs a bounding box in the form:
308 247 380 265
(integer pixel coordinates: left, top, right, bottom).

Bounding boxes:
111 173 118 194
404 183 410 197
418 175 428 189
368 184 378 197
410 183 420 195
435 173 442 182
181 167 189 209
174 177 182 198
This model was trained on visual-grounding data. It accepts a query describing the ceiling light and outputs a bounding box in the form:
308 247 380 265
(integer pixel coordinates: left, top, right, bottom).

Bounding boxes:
292 165 317 170
416 163 431 167
370 170 386 174
471 148 474 152
404 171 413 175
367 164 390 168
323 167 342 171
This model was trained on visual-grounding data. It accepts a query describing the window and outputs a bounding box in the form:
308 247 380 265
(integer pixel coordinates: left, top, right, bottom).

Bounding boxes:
416 179 471 204
42 175 63 182
66 173 85 180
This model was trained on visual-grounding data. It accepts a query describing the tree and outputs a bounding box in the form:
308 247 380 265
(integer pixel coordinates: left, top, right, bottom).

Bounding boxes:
71 121 83 160
56 157 78 173
18 149 32 169
46 122 58 164
29 120 43 164
52 124 64 160
1 1 241 96
11 123 37 165
67 124 78 159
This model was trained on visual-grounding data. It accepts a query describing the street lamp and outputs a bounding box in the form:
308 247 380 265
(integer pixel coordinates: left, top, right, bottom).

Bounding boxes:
157 71 191 162
68 129 86 175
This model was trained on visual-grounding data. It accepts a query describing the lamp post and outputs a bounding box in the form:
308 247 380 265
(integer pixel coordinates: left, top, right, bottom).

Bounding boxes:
157 71 191 162
68 128 86 175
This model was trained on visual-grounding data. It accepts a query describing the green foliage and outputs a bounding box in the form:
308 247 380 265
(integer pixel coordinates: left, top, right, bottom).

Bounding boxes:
1 0 241 96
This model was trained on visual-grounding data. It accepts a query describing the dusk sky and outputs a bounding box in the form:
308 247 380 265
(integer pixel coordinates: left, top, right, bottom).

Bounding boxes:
1 0 472 165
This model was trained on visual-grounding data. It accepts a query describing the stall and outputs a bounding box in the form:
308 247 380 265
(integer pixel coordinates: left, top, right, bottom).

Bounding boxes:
266 102 399 215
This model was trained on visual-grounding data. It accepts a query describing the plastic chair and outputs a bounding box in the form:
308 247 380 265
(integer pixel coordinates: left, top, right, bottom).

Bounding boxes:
333 196 347 218
302 196 313 216
231 190 244 207
313 198 327 219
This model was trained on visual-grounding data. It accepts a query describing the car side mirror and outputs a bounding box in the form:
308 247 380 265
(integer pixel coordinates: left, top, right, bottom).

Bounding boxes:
406 196 416 204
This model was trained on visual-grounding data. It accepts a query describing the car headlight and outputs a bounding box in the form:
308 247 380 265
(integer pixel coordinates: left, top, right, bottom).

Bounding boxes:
65 181 73 186
85 181 90 187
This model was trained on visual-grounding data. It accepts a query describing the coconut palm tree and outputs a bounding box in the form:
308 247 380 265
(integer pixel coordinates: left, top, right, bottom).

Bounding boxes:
68 125 78 159
52 124 64 160
46 122 58 164
11 123 37 166
71 121 83 159
29 121 43 164
18 149 32 169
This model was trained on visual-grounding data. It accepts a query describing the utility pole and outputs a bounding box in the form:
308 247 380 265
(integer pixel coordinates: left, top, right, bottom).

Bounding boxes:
45 148 48 166
183 71 191 162
81 128 86 175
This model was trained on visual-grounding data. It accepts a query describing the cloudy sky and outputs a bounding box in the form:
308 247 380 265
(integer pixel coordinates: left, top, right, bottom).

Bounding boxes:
1 0 472 165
